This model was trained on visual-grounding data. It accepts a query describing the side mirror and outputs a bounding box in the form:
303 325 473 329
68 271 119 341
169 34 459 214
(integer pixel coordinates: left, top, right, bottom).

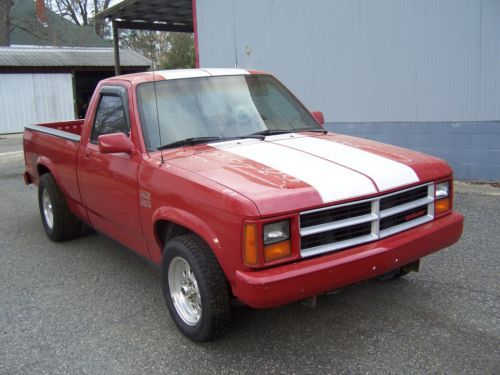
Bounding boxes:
311 111 325 126
98 133 134 154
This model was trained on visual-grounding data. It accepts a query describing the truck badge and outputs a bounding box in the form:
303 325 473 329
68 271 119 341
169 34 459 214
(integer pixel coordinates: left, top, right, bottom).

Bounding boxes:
140 190 151 208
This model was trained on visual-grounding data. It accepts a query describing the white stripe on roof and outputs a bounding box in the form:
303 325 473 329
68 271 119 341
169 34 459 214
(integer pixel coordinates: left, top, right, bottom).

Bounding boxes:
155 68 249 80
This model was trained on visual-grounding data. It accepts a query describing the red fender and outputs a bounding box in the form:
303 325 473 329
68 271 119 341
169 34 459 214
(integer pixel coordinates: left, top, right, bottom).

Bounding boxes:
152 206 224 261
36 156 61 187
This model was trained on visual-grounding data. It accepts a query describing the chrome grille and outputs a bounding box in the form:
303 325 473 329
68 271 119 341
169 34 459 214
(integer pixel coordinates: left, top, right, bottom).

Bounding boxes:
299 183 435 258
300 202 372 228
301 222 372 250
380 185 428 210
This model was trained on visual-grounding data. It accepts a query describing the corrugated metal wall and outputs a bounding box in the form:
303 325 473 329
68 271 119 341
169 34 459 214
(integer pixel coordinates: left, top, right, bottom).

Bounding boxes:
0 73 74 134
326 121 500 181
196 0 500 180
197 0 499 123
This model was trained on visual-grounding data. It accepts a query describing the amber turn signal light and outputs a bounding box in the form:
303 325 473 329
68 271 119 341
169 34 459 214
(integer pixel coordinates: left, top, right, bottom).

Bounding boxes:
243 223 258 265
264 240 291 263
435 197 450 214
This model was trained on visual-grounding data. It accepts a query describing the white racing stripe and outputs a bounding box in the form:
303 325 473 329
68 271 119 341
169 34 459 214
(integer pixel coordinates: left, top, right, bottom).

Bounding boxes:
272 136 419 191
156 69 211 80
211 139 377 203
201 68 250 76
156 69 250 80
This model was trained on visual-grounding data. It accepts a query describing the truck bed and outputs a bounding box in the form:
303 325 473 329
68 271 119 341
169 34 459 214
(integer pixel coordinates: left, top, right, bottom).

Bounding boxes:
23 120 84 205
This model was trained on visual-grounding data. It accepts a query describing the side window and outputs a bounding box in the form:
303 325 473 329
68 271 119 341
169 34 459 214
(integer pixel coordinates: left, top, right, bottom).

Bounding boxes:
91 94 129 141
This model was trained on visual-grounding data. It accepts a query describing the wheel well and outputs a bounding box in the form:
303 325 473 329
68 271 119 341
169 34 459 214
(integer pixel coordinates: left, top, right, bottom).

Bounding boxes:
37 164 50 177
155 220 193 251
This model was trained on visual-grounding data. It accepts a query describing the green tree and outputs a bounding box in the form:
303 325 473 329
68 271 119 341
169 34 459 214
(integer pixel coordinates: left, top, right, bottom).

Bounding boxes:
120 30 195 69
0 0 14 45
160 32 195 69
120 29 166 64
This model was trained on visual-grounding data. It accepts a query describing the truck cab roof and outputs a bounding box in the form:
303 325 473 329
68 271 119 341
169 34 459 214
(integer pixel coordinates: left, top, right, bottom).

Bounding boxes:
104 68 267 86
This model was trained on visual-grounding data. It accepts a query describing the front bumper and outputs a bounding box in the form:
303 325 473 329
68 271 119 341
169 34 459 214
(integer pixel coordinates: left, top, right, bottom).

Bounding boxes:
234 212 463 308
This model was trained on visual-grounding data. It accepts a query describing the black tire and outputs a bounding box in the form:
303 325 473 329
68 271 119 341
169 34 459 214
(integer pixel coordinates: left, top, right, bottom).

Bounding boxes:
38 173 82 241
161 234 231 342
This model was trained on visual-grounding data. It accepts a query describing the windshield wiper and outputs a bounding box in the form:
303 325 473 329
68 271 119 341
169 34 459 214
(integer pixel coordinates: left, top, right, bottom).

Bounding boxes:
251 128 327 136
220 134 265 141
158 136 221 150
158 134 266 150
295 128 328 134
250 129 295 136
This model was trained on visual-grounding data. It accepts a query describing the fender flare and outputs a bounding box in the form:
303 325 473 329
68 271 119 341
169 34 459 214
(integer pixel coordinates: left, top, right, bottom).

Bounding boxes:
36 156 61 187
152 206 223 257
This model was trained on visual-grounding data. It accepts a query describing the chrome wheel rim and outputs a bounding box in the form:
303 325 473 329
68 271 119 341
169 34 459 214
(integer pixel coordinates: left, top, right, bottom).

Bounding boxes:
42 189 54 229
168 257 202 326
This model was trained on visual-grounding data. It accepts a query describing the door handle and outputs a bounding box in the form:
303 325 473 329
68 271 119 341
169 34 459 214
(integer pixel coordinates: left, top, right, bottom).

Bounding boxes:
84 150 91 160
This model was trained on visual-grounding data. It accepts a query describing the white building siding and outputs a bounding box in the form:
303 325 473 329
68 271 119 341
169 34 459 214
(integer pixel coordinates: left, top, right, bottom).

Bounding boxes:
196 0 500 123
196 0 500 180
0 73 74 134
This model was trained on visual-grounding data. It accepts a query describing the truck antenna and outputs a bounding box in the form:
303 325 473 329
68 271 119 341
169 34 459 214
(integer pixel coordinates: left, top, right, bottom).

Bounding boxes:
152 52 164 165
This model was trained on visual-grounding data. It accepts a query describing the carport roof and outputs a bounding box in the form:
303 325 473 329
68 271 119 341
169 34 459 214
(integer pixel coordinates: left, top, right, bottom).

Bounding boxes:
0 46 152 68
96 0 193 32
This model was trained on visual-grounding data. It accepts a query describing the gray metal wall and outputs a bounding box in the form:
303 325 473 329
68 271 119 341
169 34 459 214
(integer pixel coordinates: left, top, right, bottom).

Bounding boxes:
325 121 500 181
196 0 500 180
0 73 75 134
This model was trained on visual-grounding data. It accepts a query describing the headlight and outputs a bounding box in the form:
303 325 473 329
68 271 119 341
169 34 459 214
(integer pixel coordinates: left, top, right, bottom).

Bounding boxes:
263 220 290 245
435 180 451 215
436 181 450 199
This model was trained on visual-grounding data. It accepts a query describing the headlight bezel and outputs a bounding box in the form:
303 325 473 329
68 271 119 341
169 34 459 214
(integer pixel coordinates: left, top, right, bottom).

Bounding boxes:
434 179 452 216
435 181 450 200
243 217 295 267
263 219 290 245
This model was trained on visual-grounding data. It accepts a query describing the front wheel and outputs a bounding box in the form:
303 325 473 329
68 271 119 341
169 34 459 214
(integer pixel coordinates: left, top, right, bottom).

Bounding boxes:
161 235 231 342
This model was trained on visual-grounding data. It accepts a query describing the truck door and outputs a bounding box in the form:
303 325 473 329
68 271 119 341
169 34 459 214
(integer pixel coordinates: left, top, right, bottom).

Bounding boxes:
78 85 148 258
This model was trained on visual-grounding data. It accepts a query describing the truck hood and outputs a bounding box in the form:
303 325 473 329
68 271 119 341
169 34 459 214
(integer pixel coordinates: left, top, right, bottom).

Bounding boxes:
166 133 451 215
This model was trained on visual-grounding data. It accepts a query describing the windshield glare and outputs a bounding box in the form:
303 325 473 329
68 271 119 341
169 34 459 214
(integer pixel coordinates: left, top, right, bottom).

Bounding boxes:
137 74 320 150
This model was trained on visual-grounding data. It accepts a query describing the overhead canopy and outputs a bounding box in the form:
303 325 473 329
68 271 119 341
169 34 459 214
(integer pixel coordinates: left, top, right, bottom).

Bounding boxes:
96 0 195 75
96 0 193 33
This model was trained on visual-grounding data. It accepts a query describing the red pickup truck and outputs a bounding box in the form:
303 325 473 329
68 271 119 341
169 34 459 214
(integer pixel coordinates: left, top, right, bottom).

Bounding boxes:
23 69 463 341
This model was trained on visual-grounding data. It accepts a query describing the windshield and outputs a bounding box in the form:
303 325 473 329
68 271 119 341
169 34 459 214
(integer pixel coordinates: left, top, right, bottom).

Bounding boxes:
137 74 321 150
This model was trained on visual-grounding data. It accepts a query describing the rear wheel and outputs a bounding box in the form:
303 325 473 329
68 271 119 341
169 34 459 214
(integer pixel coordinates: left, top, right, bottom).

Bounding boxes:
38 173 81 241
161 235 231 341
